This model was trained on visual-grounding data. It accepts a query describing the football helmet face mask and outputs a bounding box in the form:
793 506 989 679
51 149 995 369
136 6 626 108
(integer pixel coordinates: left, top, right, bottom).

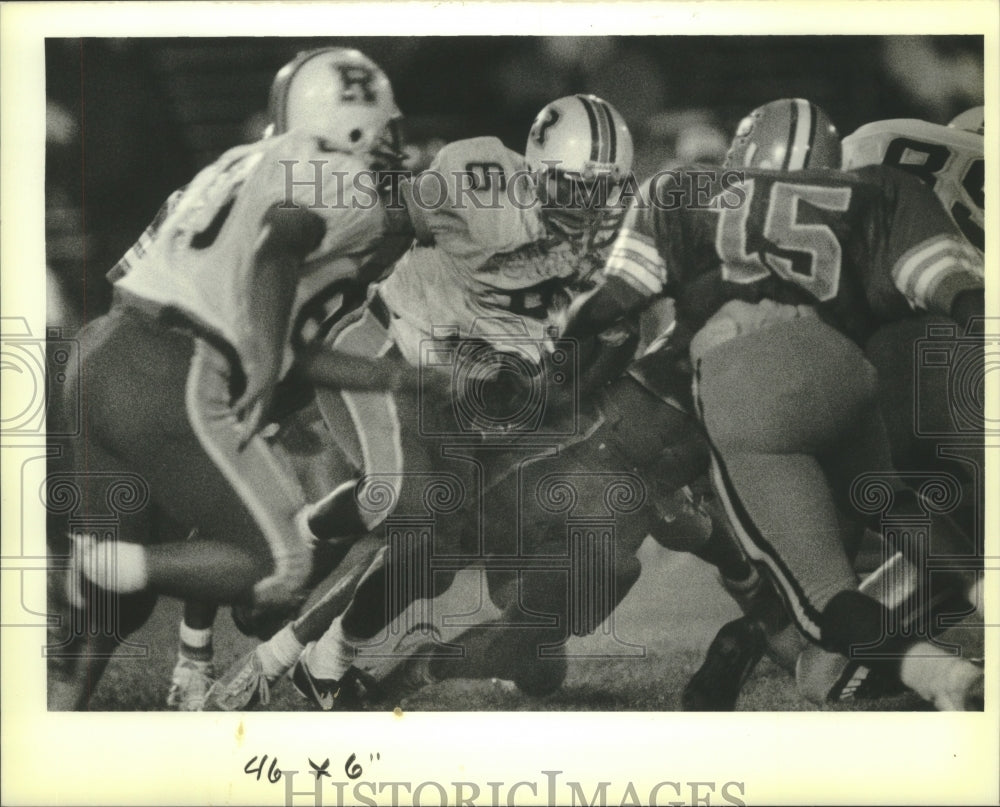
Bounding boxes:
268 47 404 170
525 94 634 251
725 98 842 171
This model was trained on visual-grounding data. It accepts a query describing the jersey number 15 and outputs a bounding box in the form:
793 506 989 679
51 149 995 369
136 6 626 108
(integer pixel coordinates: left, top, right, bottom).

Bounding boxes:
715 179 852 302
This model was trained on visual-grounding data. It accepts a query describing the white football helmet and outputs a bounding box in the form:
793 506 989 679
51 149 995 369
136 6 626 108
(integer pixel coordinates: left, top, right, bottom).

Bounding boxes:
267 47 403 169
725 98 842 171
949 106 985 135
525 94 634 249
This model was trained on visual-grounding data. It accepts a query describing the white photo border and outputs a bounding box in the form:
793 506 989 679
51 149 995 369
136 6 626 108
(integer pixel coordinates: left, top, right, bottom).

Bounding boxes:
2 2 998 805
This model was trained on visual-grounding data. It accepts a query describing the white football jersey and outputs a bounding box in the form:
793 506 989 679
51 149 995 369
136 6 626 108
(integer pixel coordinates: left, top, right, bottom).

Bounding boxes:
842 119 984 252
114 129 401 390
378 136 610 363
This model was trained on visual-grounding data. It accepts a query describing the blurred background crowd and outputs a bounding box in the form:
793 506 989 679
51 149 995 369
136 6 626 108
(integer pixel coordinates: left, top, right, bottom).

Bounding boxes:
45 35 984 330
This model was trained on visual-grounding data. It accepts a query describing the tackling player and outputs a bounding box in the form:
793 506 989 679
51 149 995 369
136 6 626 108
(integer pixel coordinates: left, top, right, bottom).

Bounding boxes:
48 47 421 710
205 95 651 710
678 102 987 710
843 109 985 529
561 116 984 709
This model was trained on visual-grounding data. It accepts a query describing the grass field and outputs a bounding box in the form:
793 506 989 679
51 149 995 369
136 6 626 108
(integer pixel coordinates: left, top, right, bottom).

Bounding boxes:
76 535 979 713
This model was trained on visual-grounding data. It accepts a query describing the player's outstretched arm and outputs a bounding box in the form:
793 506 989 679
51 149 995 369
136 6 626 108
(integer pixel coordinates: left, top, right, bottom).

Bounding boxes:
235 205 326 444
297 348 421 393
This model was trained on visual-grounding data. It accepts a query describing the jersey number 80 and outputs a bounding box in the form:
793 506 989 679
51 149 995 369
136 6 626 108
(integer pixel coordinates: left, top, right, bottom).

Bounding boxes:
882 137 984 252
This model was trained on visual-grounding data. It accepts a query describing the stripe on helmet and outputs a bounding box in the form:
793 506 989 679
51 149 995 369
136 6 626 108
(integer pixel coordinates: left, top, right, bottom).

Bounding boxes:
578 95 603 163
804 102 819 168
596 98 618 163
271 49 329 135
785 99 813 170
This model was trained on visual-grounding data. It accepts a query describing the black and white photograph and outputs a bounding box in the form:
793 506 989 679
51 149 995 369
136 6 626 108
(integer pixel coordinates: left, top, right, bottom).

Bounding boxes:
2 2 997 805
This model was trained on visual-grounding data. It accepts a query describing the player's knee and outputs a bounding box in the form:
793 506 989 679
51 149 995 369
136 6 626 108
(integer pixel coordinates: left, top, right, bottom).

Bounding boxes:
306 479 369 540
613 553 642 604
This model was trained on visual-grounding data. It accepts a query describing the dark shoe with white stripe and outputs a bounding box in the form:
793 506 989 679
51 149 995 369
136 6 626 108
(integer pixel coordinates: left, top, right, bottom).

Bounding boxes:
290 645 378 711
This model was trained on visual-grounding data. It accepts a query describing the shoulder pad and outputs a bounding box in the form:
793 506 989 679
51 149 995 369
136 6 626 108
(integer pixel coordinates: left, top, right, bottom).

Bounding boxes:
413 137 543 256
843 118 983 169
428 136 525 175
262 131 373 209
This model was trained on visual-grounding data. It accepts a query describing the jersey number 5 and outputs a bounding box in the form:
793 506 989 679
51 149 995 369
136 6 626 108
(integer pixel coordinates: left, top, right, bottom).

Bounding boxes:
716 179 852 302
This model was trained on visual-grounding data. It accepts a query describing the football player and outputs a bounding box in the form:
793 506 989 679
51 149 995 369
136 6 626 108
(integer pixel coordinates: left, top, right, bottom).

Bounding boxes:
48 47 421 710
205 95 651 710
842 109 985 529
561 117 985 709
679 102 988 710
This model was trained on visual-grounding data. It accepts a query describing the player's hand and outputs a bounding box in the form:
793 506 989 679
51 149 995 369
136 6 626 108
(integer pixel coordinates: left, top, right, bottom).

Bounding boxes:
234 378 277 449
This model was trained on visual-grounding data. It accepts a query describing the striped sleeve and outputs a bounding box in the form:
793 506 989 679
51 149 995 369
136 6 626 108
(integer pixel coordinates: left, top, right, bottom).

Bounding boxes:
604 197 669 297
891 234 983 314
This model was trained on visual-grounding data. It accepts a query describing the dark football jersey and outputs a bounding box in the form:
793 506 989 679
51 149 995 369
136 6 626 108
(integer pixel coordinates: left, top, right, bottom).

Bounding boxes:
606 164 983 349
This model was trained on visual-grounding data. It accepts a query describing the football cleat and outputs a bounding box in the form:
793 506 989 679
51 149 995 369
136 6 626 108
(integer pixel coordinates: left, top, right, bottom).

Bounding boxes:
725 98 841 171
267 47 403 170
167 657 215 711
202 650 274 711
797 556 973 705
681 615 766 711
290 645 378 711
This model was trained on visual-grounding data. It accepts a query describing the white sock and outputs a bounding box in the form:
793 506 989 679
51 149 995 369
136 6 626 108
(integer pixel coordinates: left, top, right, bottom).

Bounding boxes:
257 624 304 679
307 616 357 681
179 623 213 650
76 536 148 593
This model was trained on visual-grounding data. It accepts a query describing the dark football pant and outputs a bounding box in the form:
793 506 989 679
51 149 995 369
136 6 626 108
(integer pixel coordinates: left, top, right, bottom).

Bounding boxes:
424 376 724 695
60 304 311 612
694 317 895 646
314 297 476 637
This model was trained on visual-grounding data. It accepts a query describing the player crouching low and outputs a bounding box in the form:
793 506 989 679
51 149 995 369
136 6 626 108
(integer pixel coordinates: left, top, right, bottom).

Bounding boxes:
203 94 650 711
